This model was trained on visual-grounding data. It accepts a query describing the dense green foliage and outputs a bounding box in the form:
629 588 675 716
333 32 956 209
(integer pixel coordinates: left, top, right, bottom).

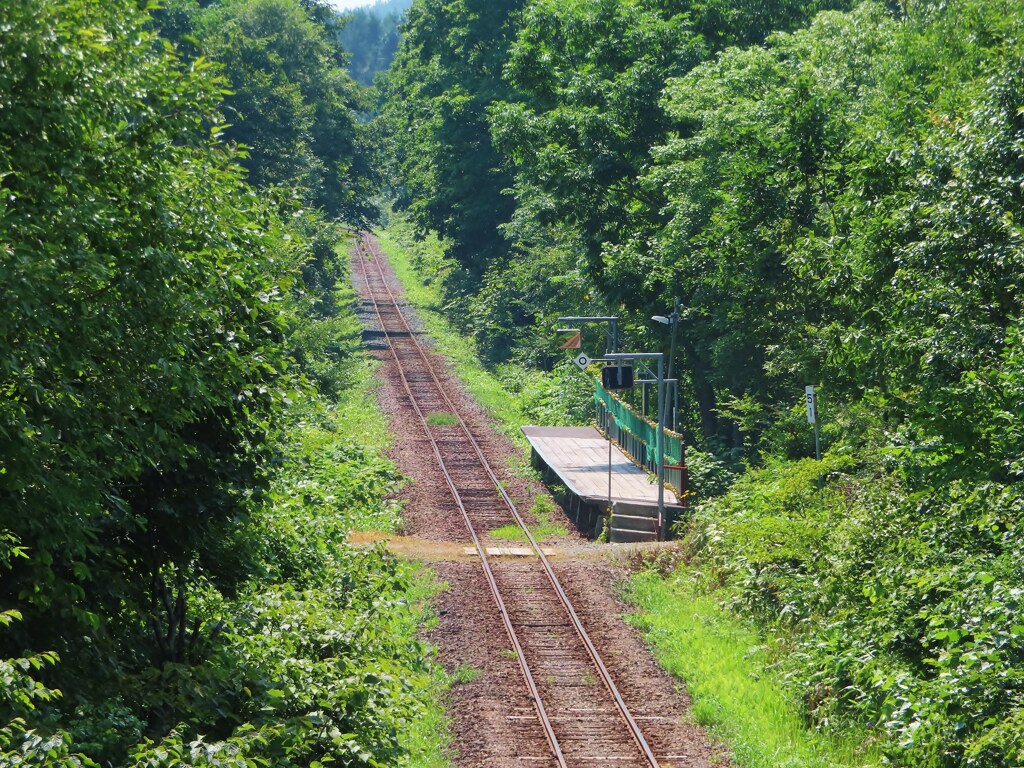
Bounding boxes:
646 0 1024 452
677 446 1024 767
379 0 523 285
7 0 1024 763
0 0 443 765
646 11 1024 759
2 400 437 767
383 0 855 370
1 0 295 671
626 569 881 768
157 0 377 224
381 0 1024 764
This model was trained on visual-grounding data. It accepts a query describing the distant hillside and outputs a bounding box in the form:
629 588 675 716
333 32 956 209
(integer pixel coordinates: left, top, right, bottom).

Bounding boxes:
338 0 411 84
362 0 412 17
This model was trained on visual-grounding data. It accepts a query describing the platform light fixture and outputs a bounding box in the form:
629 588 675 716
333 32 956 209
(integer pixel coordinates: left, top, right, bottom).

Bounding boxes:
651 300 682 433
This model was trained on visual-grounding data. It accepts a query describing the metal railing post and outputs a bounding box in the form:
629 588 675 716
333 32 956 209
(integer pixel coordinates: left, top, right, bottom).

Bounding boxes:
656 355 665 537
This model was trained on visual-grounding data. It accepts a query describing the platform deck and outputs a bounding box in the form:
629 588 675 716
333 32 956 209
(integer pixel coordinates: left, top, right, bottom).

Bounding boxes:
521 426 681 510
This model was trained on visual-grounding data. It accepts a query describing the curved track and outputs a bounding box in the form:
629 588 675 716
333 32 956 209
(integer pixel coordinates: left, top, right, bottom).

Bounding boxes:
354 233 680 768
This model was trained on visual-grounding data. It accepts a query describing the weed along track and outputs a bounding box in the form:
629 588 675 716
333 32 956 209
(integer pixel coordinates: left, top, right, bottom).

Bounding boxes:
354 232 698 768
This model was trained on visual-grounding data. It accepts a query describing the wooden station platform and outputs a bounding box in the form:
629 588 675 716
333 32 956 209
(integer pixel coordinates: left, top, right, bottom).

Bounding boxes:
521 426 683 542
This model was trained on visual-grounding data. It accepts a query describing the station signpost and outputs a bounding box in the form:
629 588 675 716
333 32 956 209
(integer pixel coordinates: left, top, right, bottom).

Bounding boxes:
806 384 820 460
806 384 822 489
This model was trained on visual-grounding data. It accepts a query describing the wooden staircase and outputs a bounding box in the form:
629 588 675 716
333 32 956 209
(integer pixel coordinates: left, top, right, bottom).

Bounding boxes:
608 501 660 543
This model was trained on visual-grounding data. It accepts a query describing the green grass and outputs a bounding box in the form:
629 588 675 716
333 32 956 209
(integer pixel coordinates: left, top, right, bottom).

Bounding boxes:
330 244 393 453
487 495 568 542
395 568 455 768
488 521 568 542
487 523 528 541
447 663 481 685
331 355 392 453
529 495 569 540
426 411 458 426
624 570 884 768
323 247 453 768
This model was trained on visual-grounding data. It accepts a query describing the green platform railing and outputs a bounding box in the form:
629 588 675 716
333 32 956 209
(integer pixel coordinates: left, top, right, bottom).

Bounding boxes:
594 379 688 502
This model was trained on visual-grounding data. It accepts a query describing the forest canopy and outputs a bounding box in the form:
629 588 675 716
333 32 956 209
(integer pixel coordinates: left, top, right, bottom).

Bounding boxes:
380 0 1024 457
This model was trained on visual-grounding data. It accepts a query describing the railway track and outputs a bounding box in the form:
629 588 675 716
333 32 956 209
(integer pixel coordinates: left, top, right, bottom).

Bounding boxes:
353 233 686 768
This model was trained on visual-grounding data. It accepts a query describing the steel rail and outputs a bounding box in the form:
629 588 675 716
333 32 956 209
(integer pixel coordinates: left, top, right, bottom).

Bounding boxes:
355 233 661 768
354 236 569 768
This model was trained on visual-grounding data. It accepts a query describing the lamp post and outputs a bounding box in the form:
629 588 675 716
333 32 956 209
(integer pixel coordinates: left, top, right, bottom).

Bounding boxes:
652 297 681 431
